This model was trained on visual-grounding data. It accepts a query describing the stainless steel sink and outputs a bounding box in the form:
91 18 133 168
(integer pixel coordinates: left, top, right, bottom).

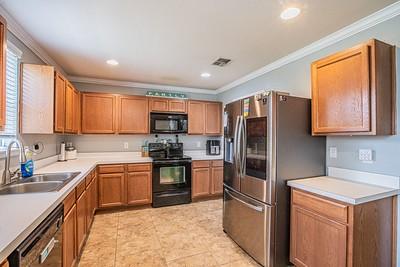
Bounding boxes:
0 172 80 195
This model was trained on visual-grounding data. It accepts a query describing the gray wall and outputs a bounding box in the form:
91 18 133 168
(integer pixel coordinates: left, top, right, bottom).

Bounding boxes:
217 15 400 177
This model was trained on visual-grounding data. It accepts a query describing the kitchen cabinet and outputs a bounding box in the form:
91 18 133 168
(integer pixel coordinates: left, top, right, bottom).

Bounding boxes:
64 82 75 133
192 160 223 198
188 100 223 135
126 171 152 205
63 204 76 267
118 95 149 133
20 64 55 134
86 170 97 229
98 172 125 208
54 72 66 132
312 39 395 136
150 97 187 113
76 186 87 253
73 89 80 133
0 16 6 130
81 92 116 134
290 189 395 267
0 260 8 267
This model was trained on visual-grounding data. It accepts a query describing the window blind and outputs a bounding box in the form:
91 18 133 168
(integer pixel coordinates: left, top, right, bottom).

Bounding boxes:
0 49 20 145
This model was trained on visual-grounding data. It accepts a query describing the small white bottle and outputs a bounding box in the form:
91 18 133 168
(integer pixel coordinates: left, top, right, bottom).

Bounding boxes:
59 142 66 161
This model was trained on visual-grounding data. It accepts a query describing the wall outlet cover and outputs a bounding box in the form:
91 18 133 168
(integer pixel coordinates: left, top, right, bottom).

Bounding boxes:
123 142 129 149
358 149 373 163
329 147 337 159
196 141 201 148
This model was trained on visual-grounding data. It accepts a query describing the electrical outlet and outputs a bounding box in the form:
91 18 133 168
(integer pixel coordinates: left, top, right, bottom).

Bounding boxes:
359 149 373 163
196 141 201 148
329 147 337 159
123 142 129 149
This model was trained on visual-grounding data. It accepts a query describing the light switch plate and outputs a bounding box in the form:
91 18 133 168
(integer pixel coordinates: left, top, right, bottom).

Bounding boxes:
123 142 129 149
329 147 337 159
359 149 373 163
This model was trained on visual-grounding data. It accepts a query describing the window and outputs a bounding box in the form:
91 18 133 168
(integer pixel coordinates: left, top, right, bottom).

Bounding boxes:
0 45 21 149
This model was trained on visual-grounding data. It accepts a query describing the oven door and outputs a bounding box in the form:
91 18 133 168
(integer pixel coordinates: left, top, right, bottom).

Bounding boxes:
152 160 192 192
150 113 188 134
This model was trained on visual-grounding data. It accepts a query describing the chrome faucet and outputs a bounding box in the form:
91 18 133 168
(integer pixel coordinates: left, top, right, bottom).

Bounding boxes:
1 139 27 185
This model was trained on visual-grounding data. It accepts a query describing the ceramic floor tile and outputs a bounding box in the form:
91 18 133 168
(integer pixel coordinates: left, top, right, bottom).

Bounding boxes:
78 199 259 267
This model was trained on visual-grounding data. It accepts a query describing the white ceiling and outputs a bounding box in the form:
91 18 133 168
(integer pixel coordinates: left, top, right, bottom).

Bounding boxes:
0 0 397 90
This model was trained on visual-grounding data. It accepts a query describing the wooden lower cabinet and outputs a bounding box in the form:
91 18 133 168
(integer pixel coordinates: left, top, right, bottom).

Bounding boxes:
63 204 77 267
290 189 395 267
0 260 8 267
76 190 87 253
192 160 223 198
99 172 125 207
127 171 152 205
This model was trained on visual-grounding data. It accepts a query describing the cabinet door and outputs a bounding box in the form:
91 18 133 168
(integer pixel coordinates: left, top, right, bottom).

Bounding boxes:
118 96 149 133
192 167 210 198
99 173 125 207
290 205 347 267
65 82 75 133
63 205 76 267
76 190 87 254
54 72 66 133
312 44 371 134
0 260 8 267
188 101 205 134
72 89 80 134
211 166 223 195
126 171 152 205
150 98 169 112
205 102 222 135
0 16 6 130
86 180 93 230
81 93 116 133
20 64 55 134
169 99 187 113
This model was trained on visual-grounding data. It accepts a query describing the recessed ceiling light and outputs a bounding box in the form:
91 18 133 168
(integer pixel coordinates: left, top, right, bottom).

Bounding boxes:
201 72 211 78
280 7 301 20
106 59 119 66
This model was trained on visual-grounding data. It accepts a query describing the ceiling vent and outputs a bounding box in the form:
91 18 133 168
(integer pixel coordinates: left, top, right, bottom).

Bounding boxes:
212 58 231 67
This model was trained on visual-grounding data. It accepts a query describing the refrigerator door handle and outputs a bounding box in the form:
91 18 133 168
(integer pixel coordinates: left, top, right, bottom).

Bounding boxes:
233 116 240 176
241 116 246 177
237 116 243 177
225 189 264 212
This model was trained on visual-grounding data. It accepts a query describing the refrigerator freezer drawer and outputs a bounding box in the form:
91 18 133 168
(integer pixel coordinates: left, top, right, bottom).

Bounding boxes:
223 187 272 266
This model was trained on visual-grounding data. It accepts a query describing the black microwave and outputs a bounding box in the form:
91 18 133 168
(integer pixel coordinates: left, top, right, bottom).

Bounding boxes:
150 113 188 134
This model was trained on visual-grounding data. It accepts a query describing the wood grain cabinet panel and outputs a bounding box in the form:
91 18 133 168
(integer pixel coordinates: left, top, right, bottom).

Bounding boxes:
312 39 395 135
169 99 187 113
126 171 152 205
81 93 116 134
118 96 149 133
205 102 222 135
72 89 80 134
290 189 395 267
0 260 9 267
0 16 6 130
192 167 210 198
63 204 76 267
65 82 75 133
188 101 205 134
20 64 55 134
150 98 169 112
98 173 125 207
54 72 66 133
76 190 87 253
211 166 223 195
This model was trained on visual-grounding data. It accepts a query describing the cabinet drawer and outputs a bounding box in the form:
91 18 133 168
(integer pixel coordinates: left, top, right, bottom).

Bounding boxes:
127 163 151 172
192 160 210 168
76 179 86 198
85 173 94 187
98 164 125 174
63 190 76 216
211 160 223 167
292 189 348 224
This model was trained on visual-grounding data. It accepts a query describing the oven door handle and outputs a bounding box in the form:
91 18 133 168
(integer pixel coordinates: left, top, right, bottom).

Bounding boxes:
153 160 192 165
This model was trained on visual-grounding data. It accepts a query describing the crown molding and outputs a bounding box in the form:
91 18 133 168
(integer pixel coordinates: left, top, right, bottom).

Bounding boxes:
69 76 218 95
216 1 400 94
0 5 67 76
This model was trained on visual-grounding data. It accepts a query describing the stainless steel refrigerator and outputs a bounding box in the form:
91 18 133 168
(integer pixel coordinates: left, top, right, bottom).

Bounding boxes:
223 91 326 267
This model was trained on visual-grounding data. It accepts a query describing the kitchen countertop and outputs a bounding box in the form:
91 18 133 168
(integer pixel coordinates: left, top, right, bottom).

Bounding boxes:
0 150 222 262
287 176 399 205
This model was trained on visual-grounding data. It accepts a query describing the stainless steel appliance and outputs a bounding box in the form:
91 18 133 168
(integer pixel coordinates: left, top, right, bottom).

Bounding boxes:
150 113 188 134
223 91 326 267
149 142 192 207
206 140 221 155
8 204 63 267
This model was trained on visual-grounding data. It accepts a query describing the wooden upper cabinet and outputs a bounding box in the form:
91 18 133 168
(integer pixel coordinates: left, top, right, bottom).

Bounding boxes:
72 89 80 134
81 93 116 134
169 99 187 113
205 102 222 135
312 39 395 135
118 95 149 134
188 101 205 134
0 16 6 130
64 82 75 133
20 64 55 134
54 72 66 133
150 97 187 113
150 98 169 112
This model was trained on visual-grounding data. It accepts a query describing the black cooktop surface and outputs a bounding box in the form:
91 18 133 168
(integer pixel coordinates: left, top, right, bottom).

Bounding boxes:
151 155 192 161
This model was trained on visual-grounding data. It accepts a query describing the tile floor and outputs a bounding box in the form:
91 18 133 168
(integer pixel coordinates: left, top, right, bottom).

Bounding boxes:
78 199 261 267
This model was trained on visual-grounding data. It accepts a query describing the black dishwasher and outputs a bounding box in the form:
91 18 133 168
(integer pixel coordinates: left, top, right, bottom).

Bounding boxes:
8 204 63 267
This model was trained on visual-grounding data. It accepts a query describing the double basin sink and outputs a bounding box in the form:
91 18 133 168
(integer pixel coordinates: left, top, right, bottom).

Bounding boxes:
0 172 81 195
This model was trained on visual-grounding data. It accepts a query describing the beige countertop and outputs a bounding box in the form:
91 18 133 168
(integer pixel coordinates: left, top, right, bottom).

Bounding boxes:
0 150 222 262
